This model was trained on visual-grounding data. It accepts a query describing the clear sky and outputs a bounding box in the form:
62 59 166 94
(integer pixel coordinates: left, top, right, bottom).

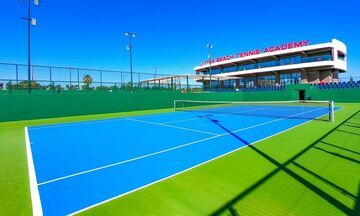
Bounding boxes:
0 0 359 78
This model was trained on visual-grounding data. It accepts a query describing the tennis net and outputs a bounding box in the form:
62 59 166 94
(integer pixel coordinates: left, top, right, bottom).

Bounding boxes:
174 100 335 122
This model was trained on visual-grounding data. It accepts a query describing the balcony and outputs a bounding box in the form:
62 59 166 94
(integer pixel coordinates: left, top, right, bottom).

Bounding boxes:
203 55 333 75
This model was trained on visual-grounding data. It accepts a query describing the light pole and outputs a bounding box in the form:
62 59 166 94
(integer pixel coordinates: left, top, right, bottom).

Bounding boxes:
20 0 40 94
154 66 158 77
124 32 136 91
154 66 158 83
206 43 213 90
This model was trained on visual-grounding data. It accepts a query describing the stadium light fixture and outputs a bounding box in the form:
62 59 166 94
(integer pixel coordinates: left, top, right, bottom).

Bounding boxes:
206 43 214 90
19 0 41 94
31 18 37 26
124 32 136 91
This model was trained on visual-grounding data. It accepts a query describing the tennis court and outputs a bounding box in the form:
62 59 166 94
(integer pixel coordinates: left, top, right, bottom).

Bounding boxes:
26 101 338 215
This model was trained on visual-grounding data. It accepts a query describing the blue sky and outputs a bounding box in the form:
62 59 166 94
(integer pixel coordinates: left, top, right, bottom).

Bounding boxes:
0 0 359 78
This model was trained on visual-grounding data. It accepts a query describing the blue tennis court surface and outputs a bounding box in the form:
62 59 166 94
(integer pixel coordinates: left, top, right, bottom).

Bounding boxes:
27 105 337 215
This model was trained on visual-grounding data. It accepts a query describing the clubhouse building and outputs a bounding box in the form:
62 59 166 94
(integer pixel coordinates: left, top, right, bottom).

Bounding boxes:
194 39 347 89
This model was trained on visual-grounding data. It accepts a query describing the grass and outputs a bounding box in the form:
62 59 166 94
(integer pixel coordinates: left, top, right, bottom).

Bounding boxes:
0 104 359 216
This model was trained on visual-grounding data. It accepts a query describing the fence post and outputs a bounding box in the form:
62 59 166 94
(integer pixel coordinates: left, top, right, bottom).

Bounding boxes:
218 78 220 91
77 69 80 90
171 77 174 90
120 72 123 88
49 67 52 86
15 64 19 88
138 73 140 89
100 70 103 87
69 68 72 88
186 75 189 92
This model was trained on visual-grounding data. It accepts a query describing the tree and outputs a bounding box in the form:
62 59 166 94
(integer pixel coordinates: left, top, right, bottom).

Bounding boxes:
83 74 93 90
6 81 13 91
17 80 41 90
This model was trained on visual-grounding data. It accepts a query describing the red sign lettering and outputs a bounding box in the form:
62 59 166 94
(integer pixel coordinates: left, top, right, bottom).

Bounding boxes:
201 40 310 66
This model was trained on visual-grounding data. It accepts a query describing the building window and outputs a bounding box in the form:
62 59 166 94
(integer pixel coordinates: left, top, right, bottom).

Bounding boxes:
239 77 254 88
279 56 301 66
257 75 275 86
223 66 238 73
280 72 301 85
205 68 222 75
338 51 346 61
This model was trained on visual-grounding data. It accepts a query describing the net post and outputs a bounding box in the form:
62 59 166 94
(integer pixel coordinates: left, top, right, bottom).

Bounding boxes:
329 100 334 122
173 100 176 112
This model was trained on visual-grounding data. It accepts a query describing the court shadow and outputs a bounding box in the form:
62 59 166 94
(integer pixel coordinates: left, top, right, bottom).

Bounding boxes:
292 161 356 199
336 129 360 136
353 183 360 216
319 141 360 156
343 123 360 129
345 121 360 126
313 146 360 164
205 110 360 216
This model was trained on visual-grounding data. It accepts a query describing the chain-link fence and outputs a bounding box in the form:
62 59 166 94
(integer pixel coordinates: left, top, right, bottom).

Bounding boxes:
0 62 358 93
0 62 203 92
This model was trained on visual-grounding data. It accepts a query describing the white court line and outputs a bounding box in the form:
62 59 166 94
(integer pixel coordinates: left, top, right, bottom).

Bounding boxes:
38 134 222 186
68 106 334 216
29 117 128 131
37 106 326 186
125 118 219 136
25 127 43 216
162 108 265 124
28 110 178 131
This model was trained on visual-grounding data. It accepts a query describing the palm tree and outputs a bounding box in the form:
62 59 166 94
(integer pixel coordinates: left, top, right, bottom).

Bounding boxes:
83 74 93 90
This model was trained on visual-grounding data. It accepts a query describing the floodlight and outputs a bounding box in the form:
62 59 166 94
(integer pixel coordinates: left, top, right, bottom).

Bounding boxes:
31 18 37 26
124 31 136 91
19 0 41 94
205 43 214 90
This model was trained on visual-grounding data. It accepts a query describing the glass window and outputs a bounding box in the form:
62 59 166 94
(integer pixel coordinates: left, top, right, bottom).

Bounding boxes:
280 72 301 85
257 75 275 86
223 66 238 73
301 55 332 63
239 77 254 88
210 68 222 75
279 56 301 65
258 61 276 68
338 51 345 61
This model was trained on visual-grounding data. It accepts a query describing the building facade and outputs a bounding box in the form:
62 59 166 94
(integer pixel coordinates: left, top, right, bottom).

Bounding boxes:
194 39 347 89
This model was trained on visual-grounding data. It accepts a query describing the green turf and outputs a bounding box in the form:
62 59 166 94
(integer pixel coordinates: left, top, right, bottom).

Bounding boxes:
0 104 359 216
